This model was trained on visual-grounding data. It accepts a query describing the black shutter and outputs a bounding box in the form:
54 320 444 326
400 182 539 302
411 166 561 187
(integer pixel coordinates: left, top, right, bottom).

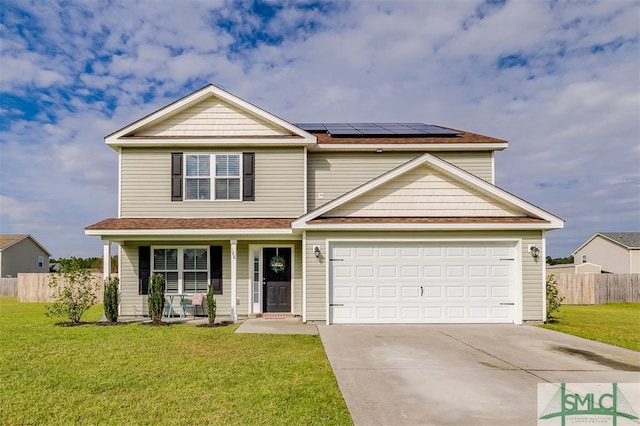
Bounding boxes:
139 246 151 295
210 246 223 295
243 152 255 201
171 153 183 201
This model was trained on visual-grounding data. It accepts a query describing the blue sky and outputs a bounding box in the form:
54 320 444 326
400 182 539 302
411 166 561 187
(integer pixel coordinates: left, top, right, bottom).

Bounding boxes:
1 0 638 258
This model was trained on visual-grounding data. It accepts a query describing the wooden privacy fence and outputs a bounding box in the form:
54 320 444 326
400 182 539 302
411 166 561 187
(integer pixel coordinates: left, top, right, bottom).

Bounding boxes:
552 273 640 305
17 273 105 303
0 278 18 296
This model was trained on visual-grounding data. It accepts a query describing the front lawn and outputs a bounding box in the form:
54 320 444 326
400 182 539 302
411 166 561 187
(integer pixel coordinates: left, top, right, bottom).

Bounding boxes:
541 303 640 351
0 297 351 425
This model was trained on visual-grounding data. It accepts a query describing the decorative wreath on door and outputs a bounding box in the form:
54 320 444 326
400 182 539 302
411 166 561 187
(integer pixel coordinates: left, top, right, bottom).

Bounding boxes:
269 255 286 273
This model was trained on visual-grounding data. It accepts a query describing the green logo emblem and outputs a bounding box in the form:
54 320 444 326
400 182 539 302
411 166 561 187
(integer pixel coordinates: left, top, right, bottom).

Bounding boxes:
538 383 639 425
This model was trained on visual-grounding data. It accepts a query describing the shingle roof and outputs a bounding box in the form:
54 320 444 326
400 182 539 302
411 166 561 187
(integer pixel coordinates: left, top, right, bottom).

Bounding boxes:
0 234 51 255
85 218 295 230
599 232 640 249
313 127 505 145
0 234 28 250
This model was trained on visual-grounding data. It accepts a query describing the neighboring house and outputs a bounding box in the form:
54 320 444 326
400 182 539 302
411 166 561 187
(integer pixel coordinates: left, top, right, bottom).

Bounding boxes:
0 234 51 277
573 232 640 274
546 262 602 275
85 84 564 324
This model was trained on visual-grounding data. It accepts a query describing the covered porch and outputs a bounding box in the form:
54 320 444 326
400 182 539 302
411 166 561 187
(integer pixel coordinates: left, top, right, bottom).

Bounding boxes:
85 218 304 322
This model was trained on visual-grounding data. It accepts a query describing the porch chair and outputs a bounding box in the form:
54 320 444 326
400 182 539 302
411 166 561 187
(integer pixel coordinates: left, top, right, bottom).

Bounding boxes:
183 292 204 318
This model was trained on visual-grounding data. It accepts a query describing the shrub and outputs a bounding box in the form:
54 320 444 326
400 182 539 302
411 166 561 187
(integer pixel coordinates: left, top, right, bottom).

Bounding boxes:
206 288 217 326
103 277 120 323
46 259 98 323
546 274 564 322
148 274 165 323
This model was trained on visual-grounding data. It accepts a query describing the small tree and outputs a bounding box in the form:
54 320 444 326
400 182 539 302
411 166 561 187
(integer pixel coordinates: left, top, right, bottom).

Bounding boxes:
546 274 564 322
103 277 120 323
148 274 165 323
206 288 217 326
46 259 98 324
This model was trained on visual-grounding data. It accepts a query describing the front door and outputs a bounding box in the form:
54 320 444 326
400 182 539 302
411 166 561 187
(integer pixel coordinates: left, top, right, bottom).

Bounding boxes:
263 247 291 313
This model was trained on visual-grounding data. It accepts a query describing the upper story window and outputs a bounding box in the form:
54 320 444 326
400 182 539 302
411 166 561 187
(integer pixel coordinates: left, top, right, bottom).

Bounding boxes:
185 153 241 201
38 256 44 268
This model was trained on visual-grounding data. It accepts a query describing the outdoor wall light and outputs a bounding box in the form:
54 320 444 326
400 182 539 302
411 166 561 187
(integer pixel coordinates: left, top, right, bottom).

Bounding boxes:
314 245 321 258
529 245 540 259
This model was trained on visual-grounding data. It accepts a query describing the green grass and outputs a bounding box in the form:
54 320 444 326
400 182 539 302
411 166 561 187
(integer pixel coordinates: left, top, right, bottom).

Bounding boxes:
541 303 640 351
0 297 352 425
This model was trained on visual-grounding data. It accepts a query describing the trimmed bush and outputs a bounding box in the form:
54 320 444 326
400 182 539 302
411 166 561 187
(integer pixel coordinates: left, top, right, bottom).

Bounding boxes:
206 288 217 326
148 274 165 323
103 277 120 323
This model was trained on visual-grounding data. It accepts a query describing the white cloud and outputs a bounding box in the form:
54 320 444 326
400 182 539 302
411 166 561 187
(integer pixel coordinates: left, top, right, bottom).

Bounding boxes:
0 0 638 257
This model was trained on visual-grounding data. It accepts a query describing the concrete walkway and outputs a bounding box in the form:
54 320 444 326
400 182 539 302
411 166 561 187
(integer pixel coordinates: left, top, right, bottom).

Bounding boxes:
318 324 640 426
235 317 319 335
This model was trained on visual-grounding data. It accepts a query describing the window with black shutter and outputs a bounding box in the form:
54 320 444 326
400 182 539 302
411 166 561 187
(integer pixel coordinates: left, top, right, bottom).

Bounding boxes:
243 152 255 201
171 153 183 201
210 246 223 295
139 246 151 295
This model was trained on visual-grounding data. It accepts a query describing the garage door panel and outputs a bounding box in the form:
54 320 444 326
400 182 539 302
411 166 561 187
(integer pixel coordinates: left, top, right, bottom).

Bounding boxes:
330 241 517 324
424 266 443 277
445 286 464 298
401 265 420 278
356 287 375 298
401 306 420 319
334 265 353 278
468 265 488 277
469 306 489 319
469 286 487 298
423 286 442 298
379 286 397 298
446 265 465 277
356 265 375 277
401 286 420 298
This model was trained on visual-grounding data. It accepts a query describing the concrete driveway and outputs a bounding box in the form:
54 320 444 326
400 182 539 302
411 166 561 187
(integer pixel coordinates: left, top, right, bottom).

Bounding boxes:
318 324 640 426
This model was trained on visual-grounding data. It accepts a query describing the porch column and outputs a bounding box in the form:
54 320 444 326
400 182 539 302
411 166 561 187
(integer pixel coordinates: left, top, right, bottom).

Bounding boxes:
102 240 111 281
230 239 237 322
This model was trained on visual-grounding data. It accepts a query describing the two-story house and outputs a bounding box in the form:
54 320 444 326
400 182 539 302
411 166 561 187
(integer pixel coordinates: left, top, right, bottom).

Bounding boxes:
86 84 563 324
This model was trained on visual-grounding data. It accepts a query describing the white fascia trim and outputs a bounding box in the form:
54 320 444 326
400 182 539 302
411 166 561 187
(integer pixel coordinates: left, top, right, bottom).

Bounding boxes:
85 228 294 237
309 143 507 152
107 139 316 149
117 148 122 218
106 84 316 144
541 231 547 323
297 222 563 231
293 152 564 228
302 230 307 322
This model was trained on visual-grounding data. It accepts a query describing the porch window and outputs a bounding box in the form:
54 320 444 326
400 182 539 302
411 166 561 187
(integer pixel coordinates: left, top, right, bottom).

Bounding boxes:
183 248 208 293
185 153 240 200
153 248 179 293
152 247 208 294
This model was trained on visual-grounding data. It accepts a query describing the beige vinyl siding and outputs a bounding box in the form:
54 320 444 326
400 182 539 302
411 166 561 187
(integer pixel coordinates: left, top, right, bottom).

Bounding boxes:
308 151 494 210
434 152 493 183
521 233 544 321
134 95 292 137
328 165 523 217
305 230 544 323
120 147 304 217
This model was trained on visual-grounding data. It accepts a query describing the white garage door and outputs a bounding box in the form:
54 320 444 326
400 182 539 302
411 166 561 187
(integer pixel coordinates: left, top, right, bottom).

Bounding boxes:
329 241 518 324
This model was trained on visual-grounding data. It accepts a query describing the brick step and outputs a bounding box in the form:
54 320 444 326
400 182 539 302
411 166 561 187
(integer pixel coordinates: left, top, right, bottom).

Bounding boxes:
249 313 296 319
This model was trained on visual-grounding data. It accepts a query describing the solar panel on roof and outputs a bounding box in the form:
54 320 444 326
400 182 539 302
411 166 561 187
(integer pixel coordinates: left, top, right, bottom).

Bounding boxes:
295 122 461 137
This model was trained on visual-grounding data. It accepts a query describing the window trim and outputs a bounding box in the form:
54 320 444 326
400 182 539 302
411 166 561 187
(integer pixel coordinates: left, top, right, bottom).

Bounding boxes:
151 246 210 294
184 153 242 201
